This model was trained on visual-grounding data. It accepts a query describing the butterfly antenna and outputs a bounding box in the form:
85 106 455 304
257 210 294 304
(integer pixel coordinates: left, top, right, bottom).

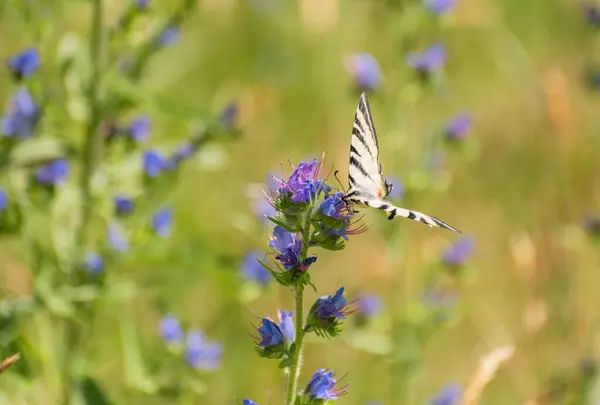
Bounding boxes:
333 170 347 193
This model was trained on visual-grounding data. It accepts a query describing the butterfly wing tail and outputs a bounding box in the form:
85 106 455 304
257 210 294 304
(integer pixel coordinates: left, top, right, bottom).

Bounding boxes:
360 198 461 233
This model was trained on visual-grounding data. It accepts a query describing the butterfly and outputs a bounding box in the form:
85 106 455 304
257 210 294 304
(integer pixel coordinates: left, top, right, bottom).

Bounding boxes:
342 92 461 233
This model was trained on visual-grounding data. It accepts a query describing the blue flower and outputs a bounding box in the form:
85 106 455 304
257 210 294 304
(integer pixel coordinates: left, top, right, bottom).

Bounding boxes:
152 207 172 238
386 176 404 200
158 26 180 46
2 88 38 138
160 315 183 344
277 310 295 342
349 53 382 91
444 113 472 141
7 48 40 79
220 101 239 130
357 293 383 317
257 318 286 347
143 150 166 178
279 159 323 203
185 331 222 371
407 44 446 74
312 287 351 320
135 0 150 9
305 368 346 400
583 2 600 26
320 192 351 220
425 0 456 14
83 252 103 274
442 236 474 267
114 195 135 216
269 226 302 270
583 212 600 235
126 115 151 142
242 400 260 405
167 142 194 167
35 160 69 186
430 383 461 405
241 251 271 286
107 222 129 252
0 189 7 212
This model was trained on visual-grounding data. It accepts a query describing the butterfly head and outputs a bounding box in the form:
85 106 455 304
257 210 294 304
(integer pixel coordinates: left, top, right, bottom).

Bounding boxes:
380 177 393 199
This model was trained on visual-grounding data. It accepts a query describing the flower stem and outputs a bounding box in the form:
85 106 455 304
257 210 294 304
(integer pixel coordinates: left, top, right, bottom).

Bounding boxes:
285 212 312 405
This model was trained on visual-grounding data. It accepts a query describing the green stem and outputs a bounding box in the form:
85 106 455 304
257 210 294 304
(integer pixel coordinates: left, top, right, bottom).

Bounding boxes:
285 213 312 405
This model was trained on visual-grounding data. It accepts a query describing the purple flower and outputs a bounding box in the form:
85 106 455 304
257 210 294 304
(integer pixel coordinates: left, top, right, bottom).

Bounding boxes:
407 44 446 74
305 368 346 400
385 176 404 200
320 192 351 220
143 150 166 178
312 287 351 321
357 293 383 317
167 142 194 167
0 189 7 212
269 226 302 270
277 310 295 341
7 48 40 79
158 26 179 46
185 331 222 371
107 222 129 252
220 101 239 130
2 88 39 138
160 315 182 344
442 236 474 267
242 400 260 405
83 252 103 274
126 115 151 142
241 251 271 286
583 2 600 26
349 53 382 91
114 195 135 216
583 212 600 235
278 159 323 204
136 0 150 9
444 113 472 141
35 160 69 186
430 383 461 405
152 207 173 238
256 318 286 347
425 0 456 14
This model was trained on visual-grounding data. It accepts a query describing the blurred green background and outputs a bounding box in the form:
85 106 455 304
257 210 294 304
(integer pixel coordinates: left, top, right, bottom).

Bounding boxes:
2 0 600 404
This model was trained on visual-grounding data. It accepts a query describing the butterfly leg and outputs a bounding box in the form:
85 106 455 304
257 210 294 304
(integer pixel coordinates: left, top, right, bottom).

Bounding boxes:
387 209 397 220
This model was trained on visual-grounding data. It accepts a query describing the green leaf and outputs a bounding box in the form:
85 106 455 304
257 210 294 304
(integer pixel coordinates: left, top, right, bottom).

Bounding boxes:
9 137 71 168
266 216 297 233
76 377 114 405
119 317 157 394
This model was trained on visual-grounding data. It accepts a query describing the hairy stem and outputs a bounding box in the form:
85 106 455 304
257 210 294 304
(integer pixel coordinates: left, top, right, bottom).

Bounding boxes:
285 212 312 405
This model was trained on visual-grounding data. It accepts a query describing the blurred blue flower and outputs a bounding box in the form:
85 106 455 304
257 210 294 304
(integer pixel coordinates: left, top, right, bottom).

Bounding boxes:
136 0 150 9
143 150 166 178
312 287 351 321
583 2 600 26
220 101 239 130
425 0 456 14
242 400 260 405
185 331 222 371
0 189 7 212
583 212 600 236
407 44 446 74
422 285 459 314
386 176 404 200
444 113 472 141
430 383 461 405
7 48 40 79
241 251 271 286
152 207 173 238
35 160 69 186
158 26 179 46
442 236 474 267
2 88 38 138
257 317 286 347
160 314 183 344
278 309 295 341
269 226 302 270
357 292 383 317
83 252 103 274
107 222 129 252
126 115 151 142
305 368 346 400
114 195 135 216
167 142 194 167
251 197 277 222
349 53 382 91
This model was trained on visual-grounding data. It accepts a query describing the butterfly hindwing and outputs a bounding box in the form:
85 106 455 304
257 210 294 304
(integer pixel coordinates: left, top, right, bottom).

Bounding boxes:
344 92 461 233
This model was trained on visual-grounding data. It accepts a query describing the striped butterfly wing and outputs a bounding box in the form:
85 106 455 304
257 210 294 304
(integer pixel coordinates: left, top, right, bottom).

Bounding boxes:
347 92 386 194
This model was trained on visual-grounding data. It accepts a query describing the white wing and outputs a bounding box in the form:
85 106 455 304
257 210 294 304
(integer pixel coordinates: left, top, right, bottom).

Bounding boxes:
348 92 385 194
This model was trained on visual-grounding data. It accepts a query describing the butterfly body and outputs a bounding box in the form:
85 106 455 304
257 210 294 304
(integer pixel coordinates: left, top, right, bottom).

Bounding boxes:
342 92 461 233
